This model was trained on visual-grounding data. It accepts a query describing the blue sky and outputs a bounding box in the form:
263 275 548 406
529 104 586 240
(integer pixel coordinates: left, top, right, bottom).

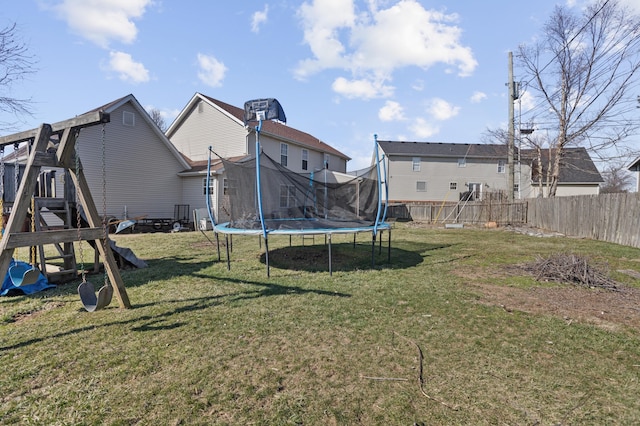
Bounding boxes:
2 0 639 171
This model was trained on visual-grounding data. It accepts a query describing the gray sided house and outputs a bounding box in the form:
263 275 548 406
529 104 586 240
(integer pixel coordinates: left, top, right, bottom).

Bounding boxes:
42 94 190 222
377 140 602 203
167 93 350 223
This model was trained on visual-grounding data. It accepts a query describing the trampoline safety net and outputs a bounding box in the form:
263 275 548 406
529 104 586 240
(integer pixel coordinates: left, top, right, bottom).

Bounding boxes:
220 152 381 231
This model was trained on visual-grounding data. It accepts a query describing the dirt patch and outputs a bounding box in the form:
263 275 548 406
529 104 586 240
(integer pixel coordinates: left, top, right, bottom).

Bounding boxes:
469 280 640 332
10 302 64 324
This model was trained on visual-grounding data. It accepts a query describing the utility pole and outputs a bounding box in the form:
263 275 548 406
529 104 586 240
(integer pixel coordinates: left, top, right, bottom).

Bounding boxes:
507 52 515 202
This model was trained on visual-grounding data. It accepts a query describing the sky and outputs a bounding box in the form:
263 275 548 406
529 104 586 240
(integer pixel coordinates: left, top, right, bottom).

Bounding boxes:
1 0 639 171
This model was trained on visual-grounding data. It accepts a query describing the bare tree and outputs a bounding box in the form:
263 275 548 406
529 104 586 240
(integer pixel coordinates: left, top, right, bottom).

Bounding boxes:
0 23 36 129
517 0 640 196
600 163 634 193
148 108 167 132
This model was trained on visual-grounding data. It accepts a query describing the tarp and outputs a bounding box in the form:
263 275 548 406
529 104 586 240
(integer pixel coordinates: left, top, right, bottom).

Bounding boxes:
1 260 55 296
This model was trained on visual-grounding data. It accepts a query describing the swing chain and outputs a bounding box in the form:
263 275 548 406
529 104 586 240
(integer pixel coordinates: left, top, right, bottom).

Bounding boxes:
75 134 86 283
0 146 4 233
101 122 108 287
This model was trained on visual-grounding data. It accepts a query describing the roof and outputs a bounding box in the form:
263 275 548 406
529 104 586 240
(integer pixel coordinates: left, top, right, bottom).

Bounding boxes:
168 93 350 161
378 140 602 184
83 94 191 170
377 140 510 158
522 147 603 184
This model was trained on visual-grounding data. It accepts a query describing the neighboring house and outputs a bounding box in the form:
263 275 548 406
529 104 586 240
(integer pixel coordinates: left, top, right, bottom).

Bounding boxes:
522 147 603 198
166 93 350 223
627 157 640 192
30 94 191 222
377 140 602 203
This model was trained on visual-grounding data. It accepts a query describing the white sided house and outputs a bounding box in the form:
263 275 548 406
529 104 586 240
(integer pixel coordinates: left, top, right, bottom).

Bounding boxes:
37 94 191 222
378 140 602 203
167 93 350 223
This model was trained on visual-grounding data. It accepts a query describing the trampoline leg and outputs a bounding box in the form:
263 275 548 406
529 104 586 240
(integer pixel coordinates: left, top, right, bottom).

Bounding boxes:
264 237 270 278
215 232 221 262
353 233 356 248
387 227 392 264
230 235 233 252
289 235 292 247
379 231 383 254
225 234 231 271
328 234 332 276
371 233 376 269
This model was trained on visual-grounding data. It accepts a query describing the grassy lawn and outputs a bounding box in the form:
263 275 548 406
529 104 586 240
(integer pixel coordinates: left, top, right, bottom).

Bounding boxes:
1 223 639 425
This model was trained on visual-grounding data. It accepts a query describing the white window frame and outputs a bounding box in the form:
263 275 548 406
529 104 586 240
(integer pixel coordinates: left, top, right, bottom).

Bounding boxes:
458 158 466 168
449 182 457 190
203 177 214 195
280 143 288 167
497 159 506 173
223 178 229 195
302 149 308 171
324 153 330 169
412 157 421 172
416 181 427 192
123 111 135 127
279 184 296 208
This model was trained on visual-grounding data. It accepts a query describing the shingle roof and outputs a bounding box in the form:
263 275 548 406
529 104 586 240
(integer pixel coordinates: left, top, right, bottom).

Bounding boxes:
200 94 350 160
522 147 603 183
377 140 509 158
378 140 603 184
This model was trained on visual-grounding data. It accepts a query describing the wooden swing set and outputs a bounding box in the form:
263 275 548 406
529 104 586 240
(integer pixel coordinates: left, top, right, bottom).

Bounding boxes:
0 111 131 309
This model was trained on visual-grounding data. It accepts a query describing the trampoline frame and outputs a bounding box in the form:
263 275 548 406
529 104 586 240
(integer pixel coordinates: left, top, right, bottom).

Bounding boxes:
205 103 390 276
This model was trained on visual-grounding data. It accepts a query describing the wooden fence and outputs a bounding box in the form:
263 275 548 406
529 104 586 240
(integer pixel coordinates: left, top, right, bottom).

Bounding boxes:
386 200 527 225
387 192 640 249
527 192 640 249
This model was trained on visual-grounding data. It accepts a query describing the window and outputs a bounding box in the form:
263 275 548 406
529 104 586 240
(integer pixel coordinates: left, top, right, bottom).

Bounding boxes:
280 143 288 167
223 178 228 195
458 158 466 168
412 157 421 172
203 177 214 195
123 111 135 126
416 181 427 192
302 149 308 171
324 153 330 169
198 101 204 113
279 185 296 208
497 159 506 173
449 182 457 190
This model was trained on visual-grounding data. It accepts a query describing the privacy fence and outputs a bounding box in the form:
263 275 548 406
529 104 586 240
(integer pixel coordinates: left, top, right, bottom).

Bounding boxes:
387 192 640 249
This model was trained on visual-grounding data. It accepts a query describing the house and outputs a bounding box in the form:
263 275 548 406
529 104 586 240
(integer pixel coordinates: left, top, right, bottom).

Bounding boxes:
20 94 191 224
166 93 350 223
523 147 603 197
377 140 602 203
627 157 640 192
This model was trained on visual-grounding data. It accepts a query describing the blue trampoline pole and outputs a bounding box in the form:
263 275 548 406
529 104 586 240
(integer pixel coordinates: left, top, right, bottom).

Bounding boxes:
254 120 270 276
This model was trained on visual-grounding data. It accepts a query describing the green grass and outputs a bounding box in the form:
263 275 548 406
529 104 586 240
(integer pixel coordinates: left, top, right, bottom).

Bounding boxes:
1 224 640 425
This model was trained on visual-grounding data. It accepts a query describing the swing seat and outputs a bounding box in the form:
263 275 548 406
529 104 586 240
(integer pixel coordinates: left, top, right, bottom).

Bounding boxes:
9 264 41 287
78 281 113 312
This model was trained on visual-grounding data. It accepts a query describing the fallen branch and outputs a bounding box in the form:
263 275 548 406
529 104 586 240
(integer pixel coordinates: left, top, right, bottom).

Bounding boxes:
393 332 458 410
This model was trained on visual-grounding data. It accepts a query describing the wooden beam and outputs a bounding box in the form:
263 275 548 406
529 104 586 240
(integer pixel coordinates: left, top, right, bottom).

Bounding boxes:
0 110 110 147
0 124 53 281
6 228 103 249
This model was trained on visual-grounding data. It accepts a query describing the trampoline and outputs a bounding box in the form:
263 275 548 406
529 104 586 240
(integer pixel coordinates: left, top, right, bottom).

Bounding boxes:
205 98 391 276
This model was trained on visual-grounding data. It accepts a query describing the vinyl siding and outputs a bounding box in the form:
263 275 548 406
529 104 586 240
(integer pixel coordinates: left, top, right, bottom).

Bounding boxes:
170 101 248 161
73 103 185 219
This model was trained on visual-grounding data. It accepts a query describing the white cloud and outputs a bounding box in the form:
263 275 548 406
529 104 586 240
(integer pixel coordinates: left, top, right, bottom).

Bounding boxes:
427 98 460 121
197 53 227 87
409 118 439 139
378 100 406 122
332 76 394 99
107 51 149 83
251 5 269 33
51 0 153 48
295 0 477 100
470 91 487 103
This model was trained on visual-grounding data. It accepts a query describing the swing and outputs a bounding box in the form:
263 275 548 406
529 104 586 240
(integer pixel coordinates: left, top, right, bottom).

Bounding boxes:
77 123 113 311
8 143 41 286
